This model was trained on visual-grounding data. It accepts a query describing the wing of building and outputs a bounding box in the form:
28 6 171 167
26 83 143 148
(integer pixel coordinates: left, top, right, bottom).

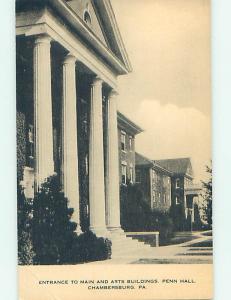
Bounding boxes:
136 154 202 231
117 112 143 185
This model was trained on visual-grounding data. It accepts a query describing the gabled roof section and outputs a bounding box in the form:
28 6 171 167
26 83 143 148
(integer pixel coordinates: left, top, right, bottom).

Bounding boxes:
66 0 108 47
117 112 143 136
16 0 132 75
135 152 153 167
93 0 132 72
136 153 172 176
155 158 194 178
64 0 132 73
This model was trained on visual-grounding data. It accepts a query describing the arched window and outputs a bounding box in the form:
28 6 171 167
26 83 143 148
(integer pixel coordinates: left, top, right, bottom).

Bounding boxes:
83 10 91 26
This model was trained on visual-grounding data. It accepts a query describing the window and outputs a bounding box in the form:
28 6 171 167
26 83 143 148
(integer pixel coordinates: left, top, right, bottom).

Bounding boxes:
28 124 34 159
121 131 126 151
129 165 134 183
163 194 166 203
176 178 180 188
129 136 133 151
121 164 127 184
83 10 91 26
176 196 180 205
136 170 141 183
152 193 156 203
85 155 88 175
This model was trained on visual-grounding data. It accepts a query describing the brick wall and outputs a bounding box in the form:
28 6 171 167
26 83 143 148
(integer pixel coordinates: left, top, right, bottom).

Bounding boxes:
118 128 136 185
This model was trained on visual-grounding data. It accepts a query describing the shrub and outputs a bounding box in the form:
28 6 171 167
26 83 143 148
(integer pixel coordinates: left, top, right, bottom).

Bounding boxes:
120 183 151 231
120 183 174 243
17 182 35 265
32 175 111 264
66 231 111 264
149 211 174 244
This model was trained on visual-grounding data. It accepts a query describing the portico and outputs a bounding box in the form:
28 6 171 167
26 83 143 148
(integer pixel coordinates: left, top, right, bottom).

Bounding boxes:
16 0 132 237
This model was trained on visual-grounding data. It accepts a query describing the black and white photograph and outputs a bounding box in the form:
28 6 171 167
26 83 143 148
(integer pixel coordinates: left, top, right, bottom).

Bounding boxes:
16 0 212 299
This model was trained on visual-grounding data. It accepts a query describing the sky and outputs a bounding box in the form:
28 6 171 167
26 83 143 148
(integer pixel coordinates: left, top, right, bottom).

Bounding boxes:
111 0 211 181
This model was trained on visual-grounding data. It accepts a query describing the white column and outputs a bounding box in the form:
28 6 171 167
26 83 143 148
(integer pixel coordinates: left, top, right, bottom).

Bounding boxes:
89 77 108 236
62 53 82 233
34 34 54 188
105 90 123 233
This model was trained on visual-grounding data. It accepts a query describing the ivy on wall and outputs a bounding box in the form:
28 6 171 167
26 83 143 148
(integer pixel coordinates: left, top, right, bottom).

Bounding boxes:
17 111 27 181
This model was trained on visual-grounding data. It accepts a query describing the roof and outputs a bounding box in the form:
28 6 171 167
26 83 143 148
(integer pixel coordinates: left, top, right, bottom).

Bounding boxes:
117 112 143 136
154 158 193 178
135 152 153 167
16 0 131 75
135 153 172 176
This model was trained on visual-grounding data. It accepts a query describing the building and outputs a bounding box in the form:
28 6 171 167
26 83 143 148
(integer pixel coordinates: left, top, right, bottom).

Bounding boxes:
155 158 202 231
135 153 172 213
117 112 143 185
16 0 133 237
135 154 202 231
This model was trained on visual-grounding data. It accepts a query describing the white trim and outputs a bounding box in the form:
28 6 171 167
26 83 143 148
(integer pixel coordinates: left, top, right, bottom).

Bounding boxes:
16 9 118 89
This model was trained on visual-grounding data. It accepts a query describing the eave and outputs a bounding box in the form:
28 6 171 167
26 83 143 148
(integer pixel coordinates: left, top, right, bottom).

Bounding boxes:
16 0 131 76
117 111 143 136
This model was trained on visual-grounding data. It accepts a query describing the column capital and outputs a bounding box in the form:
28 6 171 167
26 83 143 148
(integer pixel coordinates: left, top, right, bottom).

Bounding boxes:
108 89 119 98
91 76 103 87
63 53 77 65
34 34 52 45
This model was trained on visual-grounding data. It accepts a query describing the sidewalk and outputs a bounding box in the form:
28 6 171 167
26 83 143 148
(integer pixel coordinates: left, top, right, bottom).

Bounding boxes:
90 231 213 265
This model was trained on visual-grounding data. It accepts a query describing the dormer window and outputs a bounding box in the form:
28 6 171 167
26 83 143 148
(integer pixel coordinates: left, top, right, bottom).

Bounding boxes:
83 10 91 26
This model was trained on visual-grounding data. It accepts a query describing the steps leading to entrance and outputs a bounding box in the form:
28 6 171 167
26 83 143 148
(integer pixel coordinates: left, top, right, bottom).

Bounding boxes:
109 233 153 259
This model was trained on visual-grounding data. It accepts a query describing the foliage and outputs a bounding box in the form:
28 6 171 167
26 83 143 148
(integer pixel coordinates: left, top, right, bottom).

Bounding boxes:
17 182 35 265
65 231 111 264
193 203 203 230
149 210 174 243
120 183 174 243
169 203 186 231
32 175 111 265
201 163 212 228
16 111 26 181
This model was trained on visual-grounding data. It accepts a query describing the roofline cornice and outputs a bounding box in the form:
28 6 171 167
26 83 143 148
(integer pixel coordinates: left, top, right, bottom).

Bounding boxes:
117 112 143 135
16 0 130 75
101 0 132 72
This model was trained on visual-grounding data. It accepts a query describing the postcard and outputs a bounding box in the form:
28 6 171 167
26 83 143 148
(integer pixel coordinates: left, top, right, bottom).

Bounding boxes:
16 0 212 299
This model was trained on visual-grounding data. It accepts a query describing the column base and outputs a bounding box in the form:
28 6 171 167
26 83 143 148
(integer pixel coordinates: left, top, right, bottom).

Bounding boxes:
89 226 109 238
75 226 83 235
107 226 124 236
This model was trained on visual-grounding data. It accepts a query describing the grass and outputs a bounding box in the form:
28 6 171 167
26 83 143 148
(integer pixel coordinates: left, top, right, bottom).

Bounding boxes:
201 230 212 237
132 258 212 264
187 240 213 248
160 234 198 246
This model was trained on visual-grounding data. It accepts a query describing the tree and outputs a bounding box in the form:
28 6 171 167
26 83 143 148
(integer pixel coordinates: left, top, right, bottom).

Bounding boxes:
120 183 174 243
32 175 111 264
32 175 78 264
201 163 212 229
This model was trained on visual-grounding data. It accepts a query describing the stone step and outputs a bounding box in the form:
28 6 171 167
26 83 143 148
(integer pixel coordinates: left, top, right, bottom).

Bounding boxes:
111 246 152 258
110 235 153 257
111 239 150 250
112 244 151 254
